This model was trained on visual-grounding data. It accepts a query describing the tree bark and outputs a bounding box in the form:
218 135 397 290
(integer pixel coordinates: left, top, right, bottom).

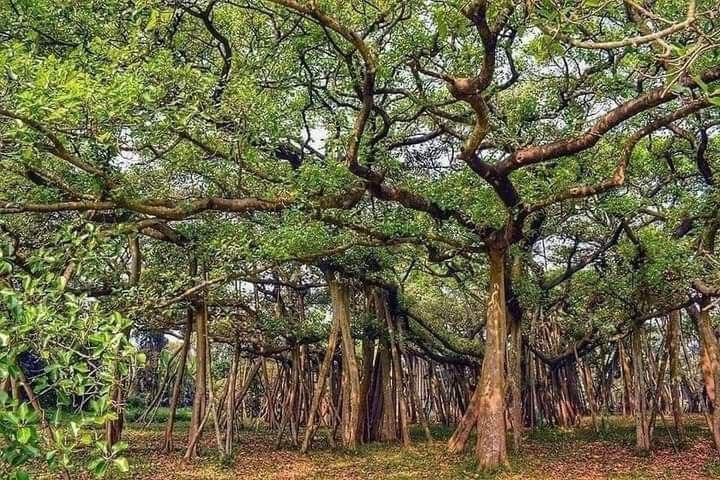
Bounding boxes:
359 337 375 442
233 358 261 412
668 310 684 441
163 336 190 452
631 323 651 451
375 289 411 446
224 341 241 457
694 301 720 449
163 264 194 453
140 346 182 425
448 384 480 454
187 301 208 458
475 247 509 469
400 350 432 441
508 311 523 450
619 341 635 415
329 275 362 448
577 353 598 433
302 312 340 452
388 319 410 445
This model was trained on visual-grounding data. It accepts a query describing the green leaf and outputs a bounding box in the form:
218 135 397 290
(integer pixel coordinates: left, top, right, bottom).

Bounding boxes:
112 441 128 454
693 74 709 93
17 402 30 421
145 9 160 31
16 426 32 444
135 352 147 365
89 458 108 477
437 19 448 40
14 471 29 480
114 456 130 473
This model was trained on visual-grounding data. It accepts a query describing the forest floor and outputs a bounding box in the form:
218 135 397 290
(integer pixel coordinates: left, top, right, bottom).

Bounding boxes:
25 413 720 480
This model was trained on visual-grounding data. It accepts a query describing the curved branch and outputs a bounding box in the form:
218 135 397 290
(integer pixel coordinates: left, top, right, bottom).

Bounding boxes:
504 65 720 173
527 97 711 212
537 2 695 51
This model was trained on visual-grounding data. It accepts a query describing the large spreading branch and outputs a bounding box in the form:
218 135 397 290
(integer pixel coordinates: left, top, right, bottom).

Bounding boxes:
503 66 720 173
0 108 108 180
177 0 233 103
527 97 712 212
269 0 497 240
0 196 287 219
534 1 696 51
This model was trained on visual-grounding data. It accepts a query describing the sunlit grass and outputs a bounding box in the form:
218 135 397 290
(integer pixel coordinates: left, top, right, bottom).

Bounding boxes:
19 415 715 479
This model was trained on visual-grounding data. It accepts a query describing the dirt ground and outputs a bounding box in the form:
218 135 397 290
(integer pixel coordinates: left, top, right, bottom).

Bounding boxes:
26 415 720 480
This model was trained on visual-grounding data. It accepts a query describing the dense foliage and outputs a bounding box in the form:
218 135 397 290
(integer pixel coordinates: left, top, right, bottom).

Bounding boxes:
0 0 719 477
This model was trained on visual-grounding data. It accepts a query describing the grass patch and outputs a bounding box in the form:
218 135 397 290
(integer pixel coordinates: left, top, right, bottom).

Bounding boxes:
705 458 720 478
16 415 716 479
125 406 192 423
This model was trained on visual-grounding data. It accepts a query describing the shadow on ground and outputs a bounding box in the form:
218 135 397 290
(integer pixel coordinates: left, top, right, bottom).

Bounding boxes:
26 415 720 480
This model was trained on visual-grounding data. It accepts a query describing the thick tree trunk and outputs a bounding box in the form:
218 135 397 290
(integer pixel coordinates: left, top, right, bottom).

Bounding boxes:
187 302 208 458
375 290 411 446
507 253 524 450
448 384 480 454
475 247 509 469
329 276 362 448
694 301 720 449
105 386 124 446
